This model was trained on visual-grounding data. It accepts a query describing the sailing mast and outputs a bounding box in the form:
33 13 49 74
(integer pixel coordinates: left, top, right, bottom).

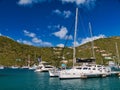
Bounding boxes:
73 8 78 67
28 55 30 67
89 22 96 60
115 42 120 65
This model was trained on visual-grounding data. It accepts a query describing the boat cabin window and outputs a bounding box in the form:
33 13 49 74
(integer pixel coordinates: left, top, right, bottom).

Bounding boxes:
88 68 91 70
83 67 88 70
45 66 53 68
76 68 82 69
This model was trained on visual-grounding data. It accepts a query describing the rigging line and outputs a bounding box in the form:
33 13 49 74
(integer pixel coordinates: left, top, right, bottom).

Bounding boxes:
60 15 75 59
85 10 94 34
78 9 88 38
85 11 96 59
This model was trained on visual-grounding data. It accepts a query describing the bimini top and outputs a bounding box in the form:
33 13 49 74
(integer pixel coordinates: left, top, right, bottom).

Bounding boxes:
76 58 95 63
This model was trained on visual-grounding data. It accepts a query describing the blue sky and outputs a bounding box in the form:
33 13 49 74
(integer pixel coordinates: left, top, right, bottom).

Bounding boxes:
0 0 120 47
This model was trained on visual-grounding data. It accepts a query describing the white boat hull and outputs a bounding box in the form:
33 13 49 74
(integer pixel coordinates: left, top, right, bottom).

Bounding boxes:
59 69 81 79
59 65 111 79
0 66 4 69
34 63 54 72
49 69 59 77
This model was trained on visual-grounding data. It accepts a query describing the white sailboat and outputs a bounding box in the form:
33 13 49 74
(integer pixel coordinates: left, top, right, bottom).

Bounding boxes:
0 65 4 69
29 52 38 70
0 59 4 69
21 55 30 69
115 42 120 68
59 8 111 79
29 64 38 70
11 66 19 69
59 8 82 79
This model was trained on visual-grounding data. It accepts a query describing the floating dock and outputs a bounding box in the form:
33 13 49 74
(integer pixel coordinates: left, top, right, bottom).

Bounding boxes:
110 71 120 77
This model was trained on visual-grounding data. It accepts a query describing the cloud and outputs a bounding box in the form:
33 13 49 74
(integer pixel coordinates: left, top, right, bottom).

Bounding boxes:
63 10 72 18
17 38 52 46
17 39 33 45
80 34 106 45
53 26 73 40
17 39 21 43
18 0 48 6
18 0 96 9
53 26 68 39
71 34 106 47
0 33 2 36
48 24 60 30
61 0 86 5
65 35 73 40
61 0 97 9
23 30 36 38
53 9 61 15
72 41 80 47
21 30 53 46
42 42 53 47
32 37 42 43
57 44 64 47
22 40 33 45
18 0 32 5
53 9 72 18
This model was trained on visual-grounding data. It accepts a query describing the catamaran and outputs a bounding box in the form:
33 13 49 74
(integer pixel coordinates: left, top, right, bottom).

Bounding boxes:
59 8 82 79
59 8 111 79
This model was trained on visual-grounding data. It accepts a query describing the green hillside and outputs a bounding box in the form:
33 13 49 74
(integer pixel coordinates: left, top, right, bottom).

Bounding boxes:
0 36 54 66
0 36 120 67
76 36 120 65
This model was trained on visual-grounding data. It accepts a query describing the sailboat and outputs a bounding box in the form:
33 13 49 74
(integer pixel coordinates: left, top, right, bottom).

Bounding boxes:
59 8 82 79
21 55 31 69
114 42 120 68
29 52 38 70
0 65 4 69
0 59 4 69
59 8 111 79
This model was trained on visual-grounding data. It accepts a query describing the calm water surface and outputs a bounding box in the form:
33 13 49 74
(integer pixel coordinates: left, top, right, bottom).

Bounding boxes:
0 68 120 90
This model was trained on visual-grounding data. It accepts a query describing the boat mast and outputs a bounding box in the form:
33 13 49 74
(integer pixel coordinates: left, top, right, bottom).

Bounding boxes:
28 55 30 67
73 8 78 67
115 42 120 65
89 22 96 60
34 51 36 62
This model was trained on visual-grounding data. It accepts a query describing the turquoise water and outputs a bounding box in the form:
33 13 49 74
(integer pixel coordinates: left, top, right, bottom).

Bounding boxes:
0 69 120 90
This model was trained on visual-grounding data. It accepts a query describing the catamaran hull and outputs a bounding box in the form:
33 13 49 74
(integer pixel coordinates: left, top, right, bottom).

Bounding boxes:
59 69 82 79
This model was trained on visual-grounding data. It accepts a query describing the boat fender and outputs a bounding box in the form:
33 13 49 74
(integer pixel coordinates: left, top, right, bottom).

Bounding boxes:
118 73 120 77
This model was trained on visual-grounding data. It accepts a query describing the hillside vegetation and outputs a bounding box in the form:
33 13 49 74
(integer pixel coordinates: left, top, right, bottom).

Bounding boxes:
0 36 120 67
0 36 54 66
77 36 120 65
